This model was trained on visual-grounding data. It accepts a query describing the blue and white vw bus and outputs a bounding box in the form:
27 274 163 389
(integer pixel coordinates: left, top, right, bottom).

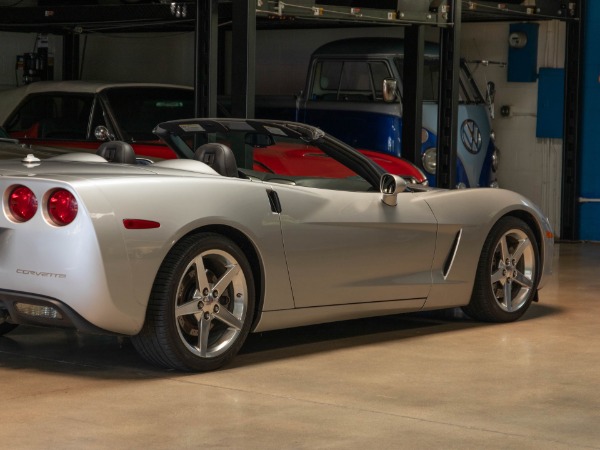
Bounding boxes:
296 37 499 188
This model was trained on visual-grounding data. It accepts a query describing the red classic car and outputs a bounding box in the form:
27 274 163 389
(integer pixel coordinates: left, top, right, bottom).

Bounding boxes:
0 81 426 183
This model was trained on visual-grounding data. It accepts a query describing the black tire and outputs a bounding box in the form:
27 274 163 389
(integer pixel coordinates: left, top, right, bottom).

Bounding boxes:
462 216 539 323
132 233 255 371
0 322 18 336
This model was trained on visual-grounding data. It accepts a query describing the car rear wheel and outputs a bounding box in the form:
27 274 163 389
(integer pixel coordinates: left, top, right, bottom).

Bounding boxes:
132 233 255 371
462 216 539 322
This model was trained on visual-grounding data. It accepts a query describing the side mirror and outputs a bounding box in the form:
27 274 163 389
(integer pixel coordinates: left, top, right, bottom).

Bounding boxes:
94 125 115 142
382 78 398 103
380 174 407 206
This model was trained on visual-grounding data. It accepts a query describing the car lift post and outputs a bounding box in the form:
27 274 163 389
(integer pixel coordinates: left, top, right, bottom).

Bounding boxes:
195 0 219 118
62 31 80 81
402 24 425 170
561 1 584 241
436 0 461 190
231 0 256 121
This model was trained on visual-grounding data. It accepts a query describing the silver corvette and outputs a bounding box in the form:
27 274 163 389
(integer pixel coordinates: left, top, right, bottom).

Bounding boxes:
0 118 553 371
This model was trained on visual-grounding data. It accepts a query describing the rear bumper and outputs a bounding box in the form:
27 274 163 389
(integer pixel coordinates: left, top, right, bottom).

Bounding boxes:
0 289 115 335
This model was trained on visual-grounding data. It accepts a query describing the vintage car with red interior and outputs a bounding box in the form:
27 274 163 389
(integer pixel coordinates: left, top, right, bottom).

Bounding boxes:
0 81 426 183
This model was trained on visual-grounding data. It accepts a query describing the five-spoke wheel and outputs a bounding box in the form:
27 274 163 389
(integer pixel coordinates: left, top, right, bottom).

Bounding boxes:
133 233 255 371
175 248 248 359
463 217 539 322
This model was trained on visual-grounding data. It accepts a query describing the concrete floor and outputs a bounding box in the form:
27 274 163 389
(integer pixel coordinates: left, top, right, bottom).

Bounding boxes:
1 242 599 449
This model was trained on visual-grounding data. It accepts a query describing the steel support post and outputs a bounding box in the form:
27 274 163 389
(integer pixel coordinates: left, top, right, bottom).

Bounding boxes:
436 0 461 189
401 25 425 167
195 0 219 118
231 0 256 119
62 32 80 80
560 8 584 241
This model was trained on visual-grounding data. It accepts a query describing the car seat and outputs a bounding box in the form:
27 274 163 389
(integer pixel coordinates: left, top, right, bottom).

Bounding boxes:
194 143 238 177
96 141 137 164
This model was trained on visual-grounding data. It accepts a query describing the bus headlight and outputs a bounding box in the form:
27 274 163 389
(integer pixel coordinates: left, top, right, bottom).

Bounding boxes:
422 148 437 174
491 149 499 172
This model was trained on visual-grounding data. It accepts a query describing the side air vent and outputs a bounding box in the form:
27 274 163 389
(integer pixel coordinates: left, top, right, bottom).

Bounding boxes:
266 189 282 213
443 229 462 279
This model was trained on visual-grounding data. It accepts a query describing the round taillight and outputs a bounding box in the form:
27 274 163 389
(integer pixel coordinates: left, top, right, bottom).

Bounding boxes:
9 185 38 222
48 189 78 226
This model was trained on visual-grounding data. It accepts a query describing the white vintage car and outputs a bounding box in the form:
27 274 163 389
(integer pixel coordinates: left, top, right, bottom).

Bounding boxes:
0 118 553 371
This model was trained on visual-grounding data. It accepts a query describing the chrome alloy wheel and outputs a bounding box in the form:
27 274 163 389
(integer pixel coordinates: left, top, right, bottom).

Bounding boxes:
490 228 536 313
175 249 248 358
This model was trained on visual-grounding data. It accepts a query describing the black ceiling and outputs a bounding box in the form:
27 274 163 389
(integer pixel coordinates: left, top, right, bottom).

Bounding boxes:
0 1 578 34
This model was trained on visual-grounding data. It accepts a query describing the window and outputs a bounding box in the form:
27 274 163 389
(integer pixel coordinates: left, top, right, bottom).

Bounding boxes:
310 60 392 102
104 87 194 141
6 94 93 140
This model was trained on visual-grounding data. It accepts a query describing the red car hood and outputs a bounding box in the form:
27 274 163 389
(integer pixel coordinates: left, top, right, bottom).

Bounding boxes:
254 143 426 183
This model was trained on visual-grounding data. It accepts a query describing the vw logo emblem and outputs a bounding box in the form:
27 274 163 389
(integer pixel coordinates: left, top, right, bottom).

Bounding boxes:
461 119 482 154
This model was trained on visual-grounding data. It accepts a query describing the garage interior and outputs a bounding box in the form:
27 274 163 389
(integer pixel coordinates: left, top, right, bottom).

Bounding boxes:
0 1 599 448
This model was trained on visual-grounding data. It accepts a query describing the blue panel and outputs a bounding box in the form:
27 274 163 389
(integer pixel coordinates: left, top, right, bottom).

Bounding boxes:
579 2 600 240
536 68 564 138
579 204 600 241
507 23 539 82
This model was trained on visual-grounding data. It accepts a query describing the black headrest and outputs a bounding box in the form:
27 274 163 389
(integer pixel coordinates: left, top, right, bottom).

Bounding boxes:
96 141 136 164
194 143 238 177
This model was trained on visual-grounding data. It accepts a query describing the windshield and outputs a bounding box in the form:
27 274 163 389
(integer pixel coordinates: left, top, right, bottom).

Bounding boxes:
187 132 364 179
4 93 94 140
310 60 392 102
104 87 194 141
394 57 484 104
157 120 381 191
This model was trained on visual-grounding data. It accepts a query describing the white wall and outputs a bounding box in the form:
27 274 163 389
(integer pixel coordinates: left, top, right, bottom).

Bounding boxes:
461 21 565 234
80 32 195 85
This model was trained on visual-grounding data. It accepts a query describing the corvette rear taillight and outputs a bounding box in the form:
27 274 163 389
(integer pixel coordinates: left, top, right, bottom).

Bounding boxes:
48 189 78 226
9 185 38 222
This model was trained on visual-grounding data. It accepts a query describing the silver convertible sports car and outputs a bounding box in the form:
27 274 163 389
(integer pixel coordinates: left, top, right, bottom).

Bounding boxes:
0 118 553 371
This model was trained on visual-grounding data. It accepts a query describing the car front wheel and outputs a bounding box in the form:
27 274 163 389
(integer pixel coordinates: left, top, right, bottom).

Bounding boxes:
462 216 539 322
132 233 255 371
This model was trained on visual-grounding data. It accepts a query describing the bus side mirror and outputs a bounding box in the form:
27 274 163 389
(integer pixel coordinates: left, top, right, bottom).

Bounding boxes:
383 78 398 103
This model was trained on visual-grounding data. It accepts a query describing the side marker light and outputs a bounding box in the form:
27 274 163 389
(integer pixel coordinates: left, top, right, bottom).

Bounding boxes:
123 219 160 229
